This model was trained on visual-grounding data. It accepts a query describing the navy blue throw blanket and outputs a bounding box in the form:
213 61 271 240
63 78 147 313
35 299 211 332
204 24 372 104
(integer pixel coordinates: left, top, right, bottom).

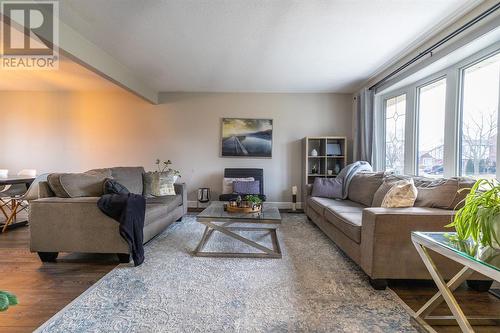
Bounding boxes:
97 191 146 266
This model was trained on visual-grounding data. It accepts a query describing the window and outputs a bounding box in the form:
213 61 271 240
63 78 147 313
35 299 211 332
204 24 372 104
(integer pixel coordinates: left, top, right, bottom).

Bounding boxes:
385 94 406 174
417 78 446 177
377 46 500 178
460 53 500 179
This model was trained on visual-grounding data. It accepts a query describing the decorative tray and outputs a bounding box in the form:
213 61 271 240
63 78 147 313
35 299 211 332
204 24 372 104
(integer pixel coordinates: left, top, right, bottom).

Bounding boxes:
226 205 262 213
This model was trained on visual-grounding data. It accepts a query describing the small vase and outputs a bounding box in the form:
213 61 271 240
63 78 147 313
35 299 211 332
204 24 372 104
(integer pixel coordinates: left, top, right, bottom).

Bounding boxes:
334 164 340 174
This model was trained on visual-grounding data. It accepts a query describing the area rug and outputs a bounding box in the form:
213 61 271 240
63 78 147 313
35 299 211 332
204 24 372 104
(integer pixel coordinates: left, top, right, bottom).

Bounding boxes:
36 214 416 332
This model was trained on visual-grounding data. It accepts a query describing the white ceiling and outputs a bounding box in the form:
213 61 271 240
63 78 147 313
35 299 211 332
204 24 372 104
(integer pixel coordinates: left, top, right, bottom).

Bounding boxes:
3 0 477 94
58 0 480 93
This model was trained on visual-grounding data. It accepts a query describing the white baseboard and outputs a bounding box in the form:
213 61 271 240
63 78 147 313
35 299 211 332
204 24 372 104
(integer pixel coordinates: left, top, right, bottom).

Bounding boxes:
188 201 303 210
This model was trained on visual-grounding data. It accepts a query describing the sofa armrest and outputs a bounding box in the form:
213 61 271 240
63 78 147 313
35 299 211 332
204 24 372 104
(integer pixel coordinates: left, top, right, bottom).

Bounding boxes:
29 197 128 254
174 182 187 215
303 184 313 213
360 207 457 279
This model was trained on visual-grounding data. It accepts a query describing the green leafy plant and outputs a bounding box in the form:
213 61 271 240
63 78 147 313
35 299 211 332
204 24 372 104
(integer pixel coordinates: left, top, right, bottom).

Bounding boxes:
446 178 500 247
0 291 18 311
244 195 262 205
155 159 181 177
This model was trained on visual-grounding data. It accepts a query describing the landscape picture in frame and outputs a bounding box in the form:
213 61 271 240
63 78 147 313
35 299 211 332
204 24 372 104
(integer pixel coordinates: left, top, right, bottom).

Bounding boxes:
221 118 273 157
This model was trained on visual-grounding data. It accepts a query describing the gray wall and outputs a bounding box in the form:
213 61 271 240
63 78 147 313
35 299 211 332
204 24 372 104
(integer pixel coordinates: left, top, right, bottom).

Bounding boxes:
1 91 352 204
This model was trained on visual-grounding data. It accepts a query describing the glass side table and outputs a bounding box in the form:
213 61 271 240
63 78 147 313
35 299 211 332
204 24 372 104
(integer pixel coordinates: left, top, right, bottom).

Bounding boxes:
411 232 500 332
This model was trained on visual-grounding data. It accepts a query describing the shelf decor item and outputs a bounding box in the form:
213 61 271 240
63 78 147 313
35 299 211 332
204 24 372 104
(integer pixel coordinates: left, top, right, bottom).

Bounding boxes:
310 149 318 157
221 118 273 158
311 164 318 174
446 178 500 249
334 163 341 174
327 143 342 156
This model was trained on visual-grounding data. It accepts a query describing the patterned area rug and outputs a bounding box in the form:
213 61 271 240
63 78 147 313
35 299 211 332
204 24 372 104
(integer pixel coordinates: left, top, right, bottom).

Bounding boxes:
36 214 416 332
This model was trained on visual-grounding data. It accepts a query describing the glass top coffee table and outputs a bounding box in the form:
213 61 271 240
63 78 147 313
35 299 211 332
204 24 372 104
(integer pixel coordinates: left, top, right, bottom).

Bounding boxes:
193 203 282 259
411 232 500 332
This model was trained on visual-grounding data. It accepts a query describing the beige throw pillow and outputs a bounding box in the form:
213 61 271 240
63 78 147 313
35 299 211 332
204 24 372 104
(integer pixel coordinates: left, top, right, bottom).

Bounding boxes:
381 179 418 208
143 171 176 196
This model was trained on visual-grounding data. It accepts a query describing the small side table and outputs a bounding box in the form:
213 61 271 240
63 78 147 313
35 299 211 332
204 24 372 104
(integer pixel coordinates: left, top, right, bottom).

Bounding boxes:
411 232 500 332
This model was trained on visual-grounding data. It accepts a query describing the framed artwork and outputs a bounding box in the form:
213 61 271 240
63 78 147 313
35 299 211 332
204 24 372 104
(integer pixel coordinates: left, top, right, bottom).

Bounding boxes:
221 118 273 158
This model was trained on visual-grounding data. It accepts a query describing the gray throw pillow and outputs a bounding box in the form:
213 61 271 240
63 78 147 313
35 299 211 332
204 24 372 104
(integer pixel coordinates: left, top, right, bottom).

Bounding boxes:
47 169 112 198
311 178 342 198
233 180 260 194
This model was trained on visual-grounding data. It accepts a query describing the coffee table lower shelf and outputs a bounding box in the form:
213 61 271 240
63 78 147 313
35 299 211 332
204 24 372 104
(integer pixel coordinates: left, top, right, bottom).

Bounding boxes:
192 220 282 259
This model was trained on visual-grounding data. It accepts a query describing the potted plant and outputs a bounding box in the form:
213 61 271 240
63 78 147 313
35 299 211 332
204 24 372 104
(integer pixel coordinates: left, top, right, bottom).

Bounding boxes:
447 179 500 249
244 195 263 210
155 159 181 182
0 291 18 311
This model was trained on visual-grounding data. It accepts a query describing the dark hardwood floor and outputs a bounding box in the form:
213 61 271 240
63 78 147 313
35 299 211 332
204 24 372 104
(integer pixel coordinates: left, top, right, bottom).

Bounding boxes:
0 215 499 332
0 216 117 333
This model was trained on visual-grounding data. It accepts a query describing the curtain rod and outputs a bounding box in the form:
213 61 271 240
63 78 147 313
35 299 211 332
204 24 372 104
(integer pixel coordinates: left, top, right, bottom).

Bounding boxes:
369 2 500 91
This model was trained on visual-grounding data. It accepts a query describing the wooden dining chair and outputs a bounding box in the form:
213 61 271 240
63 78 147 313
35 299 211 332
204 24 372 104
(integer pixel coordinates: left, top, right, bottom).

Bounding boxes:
2 174 47 233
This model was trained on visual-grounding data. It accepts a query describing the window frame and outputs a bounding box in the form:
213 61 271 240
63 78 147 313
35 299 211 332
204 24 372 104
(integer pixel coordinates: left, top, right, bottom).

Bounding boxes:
376 42 500 178
415 75 447 176
382 91 408 174
457 50 500 179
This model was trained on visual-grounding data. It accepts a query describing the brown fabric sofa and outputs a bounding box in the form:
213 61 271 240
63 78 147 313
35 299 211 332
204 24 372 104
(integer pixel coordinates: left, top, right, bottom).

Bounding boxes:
30 167 187 263
304 172 487 290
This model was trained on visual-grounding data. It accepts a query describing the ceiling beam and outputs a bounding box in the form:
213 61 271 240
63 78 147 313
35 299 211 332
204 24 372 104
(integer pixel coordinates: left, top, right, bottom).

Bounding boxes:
1 10 158 104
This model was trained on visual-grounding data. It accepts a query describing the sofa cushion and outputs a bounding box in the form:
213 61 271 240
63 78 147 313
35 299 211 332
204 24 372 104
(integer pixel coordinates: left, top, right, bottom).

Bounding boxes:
146 194 182 214
371 174 412 207
144 204 169 226
47 169 112 198
308 197 365 216
324 208 362 243
348 172 385 206
414 177 475 210
308 197 330 215
111 167 145 195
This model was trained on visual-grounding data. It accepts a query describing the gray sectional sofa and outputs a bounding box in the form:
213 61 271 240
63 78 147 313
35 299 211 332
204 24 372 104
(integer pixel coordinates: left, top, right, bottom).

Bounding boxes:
304 172 487 289
30 167 187 263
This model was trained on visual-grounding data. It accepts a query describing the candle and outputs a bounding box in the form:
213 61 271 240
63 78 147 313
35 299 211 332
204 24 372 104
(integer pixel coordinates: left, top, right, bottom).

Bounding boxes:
292 186 297 195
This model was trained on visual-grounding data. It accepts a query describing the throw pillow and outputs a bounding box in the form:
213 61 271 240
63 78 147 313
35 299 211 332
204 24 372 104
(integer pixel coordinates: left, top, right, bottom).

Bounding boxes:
413 177 476 210
233 180 260 195
47 169 112 198
371 174 412 207
103 179 130 195
222 177 254 194
143 171 176 196
311 177 342 199
347 171 385 206
381 179 418 208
